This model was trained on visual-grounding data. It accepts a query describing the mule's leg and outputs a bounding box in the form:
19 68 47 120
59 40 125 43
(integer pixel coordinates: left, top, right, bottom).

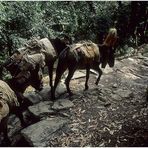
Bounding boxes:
31 66 43 91
47 60 55 98
14 107 27 127
52 62 67 100
14 92 27 127
2 117 10 145
85 65 90 90
65 66 77 96
47 60 55 89
92 63 103 85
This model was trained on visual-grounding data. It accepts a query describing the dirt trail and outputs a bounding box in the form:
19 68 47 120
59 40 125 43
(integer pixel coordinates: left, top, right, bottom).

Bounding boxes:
1 45 148 147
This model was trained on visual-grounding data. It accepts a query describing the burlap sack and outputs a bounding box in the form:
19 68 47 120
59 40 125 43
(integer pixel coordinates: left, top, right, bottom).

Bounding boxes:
20 53 45 71
0 80 19 108
69 41 100 63
40 38 57 59
0 100 9 122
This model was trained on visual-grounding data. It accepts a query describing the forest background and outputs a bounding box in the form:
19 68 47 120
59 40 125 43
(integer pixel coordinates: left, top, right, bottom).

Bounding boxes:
0 1 147 64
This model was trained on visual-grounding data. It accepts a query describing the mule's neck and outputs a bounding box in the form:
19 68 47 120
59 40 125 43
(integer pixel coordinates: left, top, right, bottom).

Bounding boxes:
7 77 29 94
50 38 67 56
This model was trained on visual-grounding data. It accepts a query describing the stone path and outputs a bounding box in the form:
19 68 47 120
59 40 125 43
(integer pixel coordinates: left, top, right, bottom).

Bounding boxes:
0 45 148 146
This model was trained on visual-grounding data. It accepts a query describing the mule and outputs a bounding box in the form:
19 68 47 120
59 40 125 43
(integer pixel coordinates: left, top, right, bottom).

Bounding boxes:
52 28 118 100
24 37 70 94
0 80 27 145
3 37 69 94
52 41 102 99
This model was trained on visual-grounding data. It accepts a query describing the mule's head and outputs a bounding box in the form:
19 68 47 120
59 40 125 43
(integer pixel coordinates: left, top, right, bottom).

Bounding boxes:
61 34 72 45
7 71 31 93
3 50 23 77
7 68 43 93
15 57 43 92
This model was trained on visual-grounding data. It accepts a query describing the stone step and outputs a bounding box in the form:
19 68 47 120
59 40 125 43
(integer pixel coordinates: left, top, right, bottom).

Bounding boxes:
21 117 69 147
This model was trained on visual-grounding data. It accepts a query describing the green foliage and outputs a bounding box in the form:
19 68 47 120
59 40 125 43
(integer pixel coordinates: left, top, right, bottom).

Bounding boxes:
0 1 147 58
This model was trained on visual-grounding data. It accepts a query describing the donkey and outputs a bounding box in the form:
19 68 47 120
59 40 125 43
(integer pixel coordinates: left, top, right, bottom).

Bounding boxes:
3 37 69 94
0 80 27 145
0 55 44 145
0 54 45 144
52 41 102 99
24 37 70 94
52 28 118 100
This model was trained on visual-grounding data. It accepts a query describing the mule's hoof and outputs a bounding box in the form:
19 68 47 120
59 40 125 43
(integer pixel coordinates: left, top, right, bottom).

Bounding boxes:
95 81 99 85
50 97 56 102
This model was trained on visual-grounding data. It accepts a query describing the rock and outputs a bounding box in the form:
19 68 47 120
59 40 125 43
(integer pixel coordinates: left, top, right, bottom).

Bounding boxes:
127 47 134 54
56 83 67 95
110 94 122 101
102 65 114 74
137 53 144 59
142 61 148 67
115 89 133 98
102 88 112 94
104 102 111 107
52 99 74 110
112 83 118 88
28 101 54 118
38 86 50 101
24 92 42 104
143 52 148 58
123 44 128 51
21 117 68 147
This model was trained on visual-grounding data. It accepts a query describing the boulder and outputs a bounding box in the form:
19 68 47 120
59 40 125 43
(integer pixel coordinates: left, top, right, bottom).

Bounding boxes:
38 86 50 101
55 82 67 96
24 92 42 104
52 99 74 110
21 117 68 147
28 101 54 118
